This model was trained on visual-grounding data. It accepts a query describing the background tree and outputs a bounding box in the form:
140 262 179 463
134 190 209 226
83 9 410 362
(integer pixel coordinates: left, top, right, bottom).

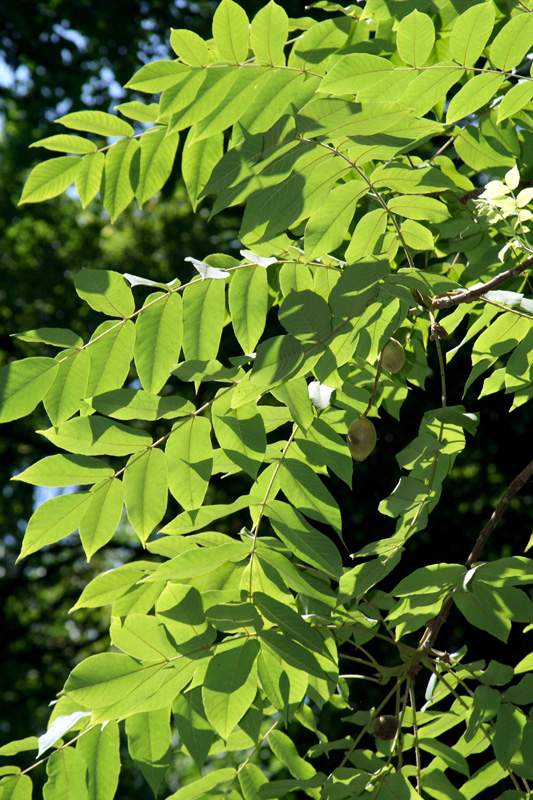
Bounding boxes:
1 1 533 799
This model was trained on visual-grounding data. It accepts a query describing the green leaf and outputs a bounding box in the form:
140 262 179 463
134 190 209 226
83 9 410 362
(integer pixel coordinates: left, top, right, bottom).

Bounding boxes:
85 320 136 397
134 291 182 393
103 138 139 222
79 478 124 560
158 69 208 121
173 690 215 771
18 491 92 561
166 416 212 510
161 493 260 534
0 738 38 757
126 710 171 796
371 163 457 194
19 156 81 204
393 564 466 595
257 646 308 717
251 1 288 66
399 62 464 117
182 129 223 211
446 72 505 124
400 219 435 250
268 730 316 781
76 721 120 800
254 592 326 653
146 541 251 583
202 638 260 739
280 458 342 535
115 101 159 122
397 10 435 67
450 2 495 67
288 17 351 75
493 704 525 769
498 80 533 123
212 392 266 478
318 54 393 95
388 195 450 223
279 289 332 344
124 448 168 545
271 378 314 432
30 134 97 154
460 760 507 799
91 388 193 421
418 739 469 777
166 768 236 800
64 652 166 710
110 614 176 661
229 264 268 353
56 110 133 138
182 278 225 361
125 61 188 93
169 29 210 66
13 327 84 349
0 357 58 423
70 561 157 611
156 583 215 654
345 209 387 263
490 13 533 71
455 585 511 643
0 773 32 800
134 128 179 207
43 748 87 800
44 349 91 426
304 179 366 261
264 500 343 579
296 98 410 139
212 0 250 64
75 268 134 318
76 152 105 208
39 415 152 456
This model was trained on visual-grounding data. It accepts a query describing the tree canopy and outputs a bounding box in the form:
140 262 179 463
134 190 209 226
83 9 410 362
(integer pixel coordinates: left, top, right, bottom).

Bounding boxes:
2 1 533 799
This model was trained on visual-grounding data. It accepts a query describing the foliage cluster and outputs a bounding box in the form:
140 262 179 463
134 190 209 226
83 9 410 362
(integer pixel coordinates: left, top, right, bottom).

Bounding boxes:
2 1 533 798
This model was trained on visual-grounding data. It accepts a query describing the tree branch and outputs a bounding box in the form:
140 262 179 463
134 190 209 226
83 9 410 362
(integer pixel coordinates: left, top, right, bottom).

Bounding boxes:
419 457 533 652
432 255 533 310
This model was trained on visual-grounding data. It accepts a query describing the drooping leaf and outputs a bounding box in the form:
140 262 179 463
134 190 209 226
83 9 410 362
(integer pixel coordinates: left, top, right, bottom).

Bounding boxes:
134 128 179 207
134 291 182 393
85 320 136 397
79 478 124 560
43 748 87 800
103 138 139 222
124 448 168 545
182 129 223 211
228 264 269 353
44 348 91 426
76 721 121 800
76 152 105 208
182 278 226 361
30 134 98 154
126 709 172 796
202 638 260 739
166 416 212 510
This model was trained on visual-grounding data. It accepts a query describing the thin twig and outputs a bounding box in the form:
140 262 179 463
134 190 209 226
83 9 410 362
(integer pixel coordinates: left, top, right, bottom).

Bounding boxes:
419 458 533 652
432 255 533 309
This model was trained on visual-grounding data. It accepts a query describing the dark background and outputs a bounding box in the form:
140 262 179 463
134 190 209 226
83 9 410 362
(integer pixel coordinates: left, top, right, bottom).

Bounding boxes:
0 1 531 796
